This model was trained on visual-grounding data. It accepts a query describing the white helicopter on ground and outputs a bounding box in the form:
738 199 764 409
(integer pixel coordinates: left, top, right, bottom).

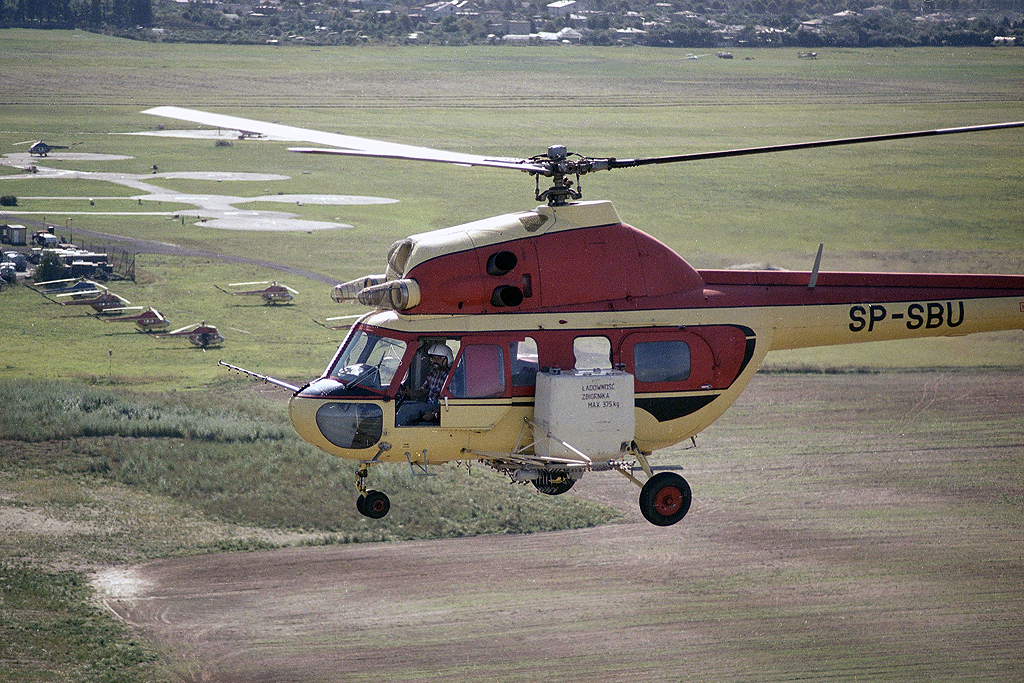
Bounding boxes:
216 280 298 304
14 140 79 157
145 106 1024 526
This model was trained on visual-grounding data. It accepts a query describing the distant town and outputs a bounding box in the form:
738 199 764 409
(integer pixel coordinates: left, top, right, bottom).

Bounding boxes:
3 0 1023 46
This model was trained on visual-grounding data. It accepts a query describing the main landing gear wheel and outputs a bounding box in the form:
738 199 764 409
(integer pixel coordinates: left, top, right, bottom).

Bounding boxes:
357 490 390 519
639 472 691 526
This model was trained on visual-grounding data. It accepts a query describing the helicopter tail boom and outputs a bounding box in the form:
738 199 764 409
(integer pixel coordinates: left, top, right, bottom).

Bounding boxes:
698 270 1024 351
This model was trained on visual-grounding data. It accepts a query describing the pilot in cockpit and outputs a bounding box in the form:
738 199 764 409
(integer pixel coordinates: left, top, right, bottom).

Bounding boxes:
396 342 452 425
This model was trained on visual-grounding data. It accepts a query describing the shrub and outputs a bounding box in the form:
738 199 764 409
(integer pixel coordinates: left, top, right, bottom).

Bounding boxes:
34 251 67 282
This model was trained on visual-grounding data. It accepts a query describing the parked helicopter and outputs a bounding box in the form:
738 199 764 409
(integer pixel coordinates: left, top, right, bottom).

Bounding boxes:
101 306 170 333
144 106 1024 526
53 289 129 313
31 277 106 296
156 322 224 349
216 280 298 304
14 140 79 157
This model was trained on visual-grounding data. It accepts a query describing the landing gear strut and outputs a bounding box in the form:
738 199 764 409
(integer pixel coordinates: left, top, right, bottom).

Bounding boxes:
355 463 390 519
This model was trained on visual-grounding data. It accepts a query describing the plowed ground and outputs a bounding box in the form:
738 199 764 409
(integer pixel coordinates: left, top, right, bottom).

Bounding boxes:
100 370 1024 683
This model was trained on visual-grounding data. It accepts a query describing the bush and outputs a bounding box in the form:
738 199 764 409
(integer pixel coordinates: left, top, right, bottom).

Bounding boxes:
34 251 66 282
0 195 17 207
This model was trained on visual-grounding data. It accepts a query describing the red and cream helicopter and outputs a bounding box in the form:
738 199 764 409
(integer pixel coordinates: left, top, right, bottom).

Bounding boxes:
155 321 225 349
101 306 171 333
145 107 1024 526
53 288 130 313
216 280 298 304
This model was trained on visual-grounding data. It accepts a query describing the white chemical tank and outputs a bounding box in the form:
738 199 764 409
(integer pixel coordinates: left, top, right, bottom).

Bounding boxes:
533 369 635 459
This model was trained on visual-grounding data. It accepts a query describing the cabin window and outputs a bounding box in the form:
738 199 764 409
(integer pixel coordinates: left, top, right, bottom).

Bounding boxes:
510 337 539 387
573 336 612 371
330 330 407 390
450 344 506 398
633 340 691 383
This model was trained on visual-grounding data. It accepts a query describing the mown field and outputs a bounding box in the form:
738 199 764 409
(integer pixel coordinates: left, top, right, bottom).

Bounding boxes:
2 32 1023 384
1 29 1022 682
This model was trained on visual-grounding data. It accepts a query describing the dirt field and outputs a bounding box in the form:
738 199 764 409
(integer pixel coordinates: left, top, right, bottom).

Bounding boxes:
97 369 1024 683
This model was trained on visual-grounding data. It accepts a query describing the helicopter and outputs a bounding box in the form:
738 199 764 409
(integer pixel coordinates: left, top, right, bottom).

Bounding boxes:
143 106 1024 526
101 306 171 333
53 289 130 313
14 140 79 157
31 277 107 296
216 280 298 304
156 322 225 349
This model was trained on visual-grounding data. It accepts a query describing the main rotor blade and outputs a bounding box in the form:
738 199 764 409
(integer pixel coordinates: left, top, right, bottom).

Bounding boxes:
142 106 545 172
288 146 548 172
607 121 1024 169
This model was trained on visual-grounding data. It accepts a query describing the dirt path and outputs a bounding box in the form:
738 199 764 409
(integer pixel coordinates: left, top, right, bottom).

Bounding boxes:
95 370 1024 683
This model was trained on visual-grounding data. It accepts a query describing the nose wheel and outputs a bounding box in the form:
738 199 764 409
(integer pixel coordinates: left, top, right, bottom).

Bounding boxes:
356 463 391 519
356 489 390 519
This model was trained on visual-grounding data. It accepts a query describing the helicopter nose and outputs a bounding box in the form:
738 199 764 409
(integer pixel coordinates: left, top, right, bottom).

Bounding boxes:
288 389 383 453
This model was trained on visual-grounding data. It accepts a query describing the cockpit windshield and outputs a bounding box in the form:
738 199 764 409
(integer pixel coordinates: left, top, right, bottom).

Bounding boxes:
329 330 407 393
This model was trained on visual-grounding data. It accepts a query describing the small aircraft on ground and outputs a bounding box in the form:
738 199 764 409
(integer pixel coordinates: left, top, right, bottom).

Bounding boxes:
14 140 79 157
31 277 106 295
144 106 1024 526
156 322 224 349
216 281 298 304
101 306 170 333
53 289 129 312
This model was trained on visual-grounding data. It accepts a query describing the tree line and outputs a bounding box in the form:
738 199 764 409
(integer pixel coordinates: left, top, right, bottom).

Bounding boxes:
0 0 152 28
1 0 1021 47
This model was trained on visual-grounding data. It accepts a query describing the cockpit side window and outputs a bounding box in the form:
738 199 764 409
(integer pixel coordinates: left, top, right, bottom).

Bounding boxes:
401 338 459 392
329 330 408 392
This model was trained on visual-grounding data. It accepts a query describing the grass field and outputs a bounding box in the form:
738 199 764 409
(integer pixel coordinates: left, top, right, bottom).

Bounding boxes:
2 32 1022 382
1 29 1022 682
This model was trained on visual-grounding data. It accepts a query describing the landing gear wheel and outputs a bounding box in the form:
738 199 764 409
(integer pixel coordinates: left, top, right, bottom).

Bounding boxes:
357 490 390 519
639 472 691 526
